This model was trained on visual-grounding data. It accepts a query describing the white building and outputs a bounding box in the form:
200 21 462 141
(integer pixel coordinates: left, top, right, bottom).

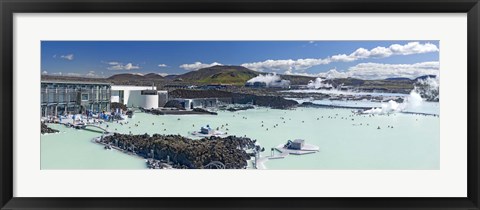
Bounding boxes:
111 85 168 109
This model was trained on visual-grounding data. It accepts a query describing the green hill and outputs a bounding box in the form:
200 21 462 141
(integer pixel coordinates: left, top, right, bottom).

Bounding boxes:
178 65 260 85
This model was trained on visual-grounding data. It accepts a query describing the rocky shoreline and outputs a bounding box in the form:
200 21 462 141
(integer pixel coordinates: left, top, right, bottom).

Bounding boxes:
299 102 373 110
222 105 255 112
41 123 59 134
169 89 299 109
140 107 217 115
98 133 256 169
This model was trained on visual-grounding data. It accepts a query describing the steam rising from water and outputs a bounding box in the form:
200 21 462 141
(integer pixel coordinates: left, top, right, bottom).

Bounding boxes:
246 73 290 88
307 78 333 89
415 76 439 101
363 76 437 115
363 91 423 114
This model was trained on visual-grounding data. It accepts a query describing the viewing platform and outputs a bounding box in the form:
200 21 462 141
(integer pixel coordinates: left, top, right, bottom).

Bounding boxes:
255 139 320 169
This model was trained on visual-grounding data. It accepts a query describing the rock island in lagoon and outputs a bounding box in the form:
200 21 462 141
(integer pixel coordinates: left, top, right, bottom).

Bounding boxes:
40 41 440 170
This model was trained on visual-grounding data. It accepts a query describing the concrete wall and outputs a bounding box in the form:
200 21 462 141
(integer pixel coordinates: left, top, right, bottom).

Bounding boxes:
111 85 156 108
158 91 168 107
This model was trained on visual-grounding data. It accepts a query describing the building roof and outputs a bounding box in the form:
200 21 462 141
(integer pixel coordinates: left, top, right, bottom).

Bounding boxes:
111 85 157 90
41 80 112 85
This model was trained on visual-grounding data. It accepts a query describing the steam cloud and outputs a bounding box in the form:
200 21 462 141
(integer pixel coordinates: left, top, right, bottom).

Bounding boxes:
307 78 333 89
362 76 439 115
363 91 423 114
414 76 439 101
246 73 291 88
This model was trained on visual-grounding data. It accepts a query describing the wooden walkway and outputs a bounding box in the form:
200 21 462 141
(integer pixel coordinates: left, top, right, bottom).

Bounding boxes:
255 144 320 169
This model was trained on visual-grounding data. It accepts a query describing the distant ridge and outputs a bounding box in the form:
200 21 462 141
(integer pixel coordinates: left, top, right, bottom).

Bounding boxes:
108 73 146 80
143 73 165 80
164 75 178 80
414 75 437 81
177 65 260 85
385 77 412 81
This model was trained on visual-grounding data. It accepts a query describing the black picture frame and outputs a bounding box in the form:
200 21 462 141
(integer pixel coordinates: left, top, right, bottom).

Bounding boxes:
1 0 479 209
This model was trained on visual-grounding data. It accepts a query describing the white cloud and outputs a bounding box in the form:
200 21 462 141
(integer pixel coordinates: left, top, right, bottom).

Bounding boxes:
389 42 439 55
316 61 439 80
283 70 315 77
156 73 169 77
66 72 82 77
242 58 329 72
158 64 168 67
316 69 350 79
129 73 144 76
42 71 48 74
86 71 96 77
60 54 74 61
179 62 223 71
106 62 140 70
241 42 438 72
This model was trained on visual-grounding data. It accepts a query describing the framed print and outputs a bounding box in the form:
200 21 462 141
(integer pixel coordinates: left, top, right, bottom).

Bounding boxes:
1 0 479 209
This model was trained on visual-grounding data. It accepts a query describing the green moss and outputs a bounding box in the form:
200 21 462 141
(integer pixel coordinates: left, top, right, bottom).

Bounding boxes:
196 71 256 85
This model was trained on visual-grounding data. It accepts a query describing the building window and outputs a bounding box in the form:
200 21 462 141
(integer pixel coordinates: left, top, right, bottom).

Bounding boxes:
141 90 157 95
81 93 89 101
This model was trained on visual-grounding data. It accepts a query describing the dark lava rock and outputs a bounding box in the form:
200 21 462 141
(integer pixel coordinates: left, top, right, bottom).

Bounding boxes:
41 123 59 134
169 89 233 99
226 105 255 112
192 108 218 115
232 93 298 109
169 89 298 109
102 133 256 169
164 100 186 110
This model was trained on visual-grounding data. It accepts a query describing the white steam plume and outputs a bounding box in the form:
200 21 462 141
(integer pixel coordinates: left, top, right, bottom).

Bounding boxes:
414 76 439 101
307 78 333 89
246 73 291 88
363 90 423 114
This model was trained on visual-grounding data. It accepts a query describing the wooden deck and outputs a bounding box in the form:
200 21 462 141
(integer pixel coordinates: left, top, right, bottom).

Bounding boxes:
254 143 320 169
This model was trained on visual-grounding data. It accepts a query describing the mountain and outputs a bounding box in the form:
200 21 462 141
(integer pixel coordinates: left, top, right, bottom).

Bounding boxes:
164 75 178 80
385 77 412 81
107 73 167 81
414 75 437 81
107 73 146 81
144 73 165 80
177 65 260 85
281 75 316 85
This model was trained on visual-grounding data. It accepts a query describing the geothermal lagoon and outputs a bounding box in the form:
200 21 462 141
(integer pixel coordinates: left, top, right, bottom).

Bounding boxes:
41 99 439 170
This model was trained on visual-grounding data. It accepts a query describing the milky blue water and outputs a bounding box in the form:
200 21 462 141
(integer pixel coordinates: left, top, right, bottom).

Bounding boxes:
41 104 440 170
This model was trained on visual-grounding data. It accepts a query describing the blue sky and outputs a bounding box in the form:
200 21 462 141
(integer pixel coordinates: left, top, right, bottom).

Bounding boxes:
41 41 439 79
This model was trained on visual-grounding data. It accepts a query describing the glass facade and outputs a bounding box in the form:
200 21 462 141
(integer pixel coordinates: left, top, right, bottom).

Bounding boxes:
41 81 111 117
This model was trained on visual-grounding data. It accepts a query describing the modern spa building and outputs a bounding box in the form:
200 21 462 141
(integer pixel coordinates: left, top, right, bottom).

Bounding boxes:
169 98 231 110
41 82 173 117
110 85 168 109
41 81 111 117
